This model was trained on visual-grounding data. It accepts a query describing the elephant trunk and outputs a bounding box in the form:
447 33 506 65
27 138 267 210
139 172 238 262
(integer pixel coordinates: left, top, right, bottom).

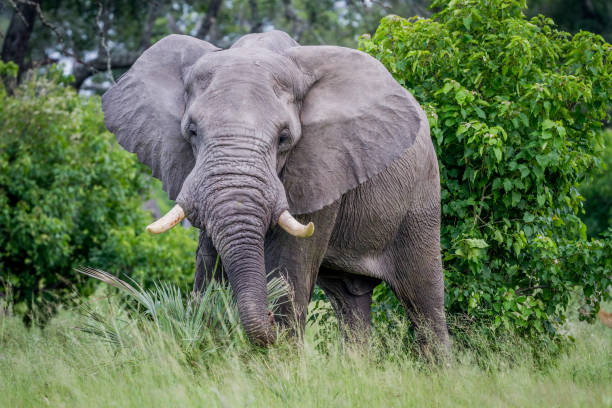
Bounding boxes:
170 131 314 345
182 149 280 345
207 183 275 344
219 236 275 345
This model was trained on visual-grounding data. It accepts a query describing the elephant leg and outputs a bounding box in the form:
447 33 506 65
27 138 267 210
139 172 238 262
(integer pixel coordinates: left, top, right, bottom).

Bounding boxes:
317 270 380 342
265 202 340 337
194 230 226 293
388 209 450 355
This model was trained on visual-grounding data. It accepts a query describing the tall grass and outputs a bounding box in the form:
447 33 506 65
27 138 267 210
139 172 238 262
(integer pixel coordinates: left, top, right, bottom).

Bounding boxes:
0 273 610 407
75 267 290 360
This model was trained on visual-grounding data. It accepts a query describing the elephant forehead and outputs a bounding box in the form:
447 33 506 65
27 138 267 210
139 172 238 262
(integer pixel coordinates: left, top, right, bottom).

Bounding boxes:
186 48 297 89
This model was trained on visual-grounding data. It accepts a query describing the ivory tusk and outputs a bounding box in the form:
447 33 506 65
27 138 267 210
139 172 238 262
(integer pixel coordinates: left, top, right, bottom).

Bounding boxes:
146 204 185 234
277 210 314 238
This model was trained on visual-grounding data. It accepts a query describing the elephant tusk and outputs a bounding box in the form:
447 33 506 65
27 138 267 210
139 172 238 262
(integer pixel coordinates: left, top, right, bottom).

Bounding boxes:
146 204 185 234
277 210 314 238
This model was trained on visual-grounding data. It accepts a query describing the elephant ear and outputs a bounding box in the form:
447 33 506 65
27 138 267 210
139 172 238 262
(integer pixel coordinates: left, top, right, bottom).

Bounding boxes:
282 46 425 214
102 35 219 200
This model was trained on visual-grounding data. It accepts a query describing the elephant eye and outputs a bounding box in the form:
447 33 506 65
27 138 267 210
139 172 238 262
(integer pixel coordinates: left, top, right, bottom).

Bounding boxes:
279 128 291 148
187 123 197 139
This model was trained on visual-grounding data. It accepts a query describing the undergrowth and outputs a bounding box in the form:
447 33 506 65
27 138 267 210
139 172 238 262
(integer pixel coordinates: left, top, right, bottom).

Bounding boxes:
0 272 610 407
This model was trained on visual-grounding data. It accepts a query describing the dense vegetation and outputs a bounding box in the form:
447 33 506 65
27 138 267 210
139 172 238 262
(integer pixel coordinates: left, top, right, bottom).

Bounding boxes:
0 0 611 405
0 0 430 90
2 0 609 92
0 63 197 317
581 129 612 237
0 0 609 340
360 0 612 337
0 279 610 407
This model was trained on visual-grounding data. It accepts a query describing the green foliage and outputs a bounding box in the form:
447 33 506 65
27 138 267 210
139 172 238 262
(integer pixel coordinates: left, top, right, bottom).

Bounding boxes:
10 0 432 92
580 129 612 237
360 0 612 337
0 64 197 316
527 0 612 43
76 267 289 360
1 295 611 406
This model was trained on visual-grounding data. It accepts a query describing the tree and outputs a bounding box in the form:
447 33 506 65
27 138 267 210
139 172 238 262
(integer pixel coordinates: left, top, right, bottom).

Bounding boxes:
0 0 432 92
528 0 611 43
0 63 197 318
361 0 612 337
580 129 612 237
1 0 39 81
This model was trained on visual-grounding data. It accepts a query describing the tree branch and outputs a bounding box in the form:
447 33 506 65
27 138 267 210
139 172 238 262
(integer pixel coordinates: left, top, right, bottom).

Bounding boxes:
1 0 39 79
96 0 114 85
77 0 164 90
21 0 90 67
516 285 550 295
72 51 141 89
21 53 59 72
196 0 222 40
248 0 262 33
282 0 306 41
140 1 161 49
166 12 184 35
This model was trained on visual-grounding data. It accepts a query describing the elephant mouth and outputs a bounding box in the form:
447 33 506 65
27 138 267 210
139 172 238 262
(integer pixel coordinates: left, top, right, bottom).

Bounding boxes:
146 204 314 238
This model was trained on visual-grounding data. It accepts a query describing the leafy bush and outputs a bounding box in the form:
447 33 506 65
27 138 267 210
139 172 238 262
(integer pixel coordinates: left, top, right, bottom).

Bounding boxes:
360 0 612 337
580 129 612 237
76 267 289 360
0 63 197 317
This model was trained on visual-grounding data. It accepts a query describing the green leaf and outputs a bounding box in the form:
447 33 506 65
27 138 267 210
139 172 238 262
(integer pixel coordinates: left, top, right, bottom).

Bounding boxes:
511 191 521 206
518 165 530 178
455 89 468 105
542 119 555 130
556 124 566 137
441 81 454 94
457 123 469 135
464 238 488 248
474 106 486 119
493 147 502 162
535 155 549 167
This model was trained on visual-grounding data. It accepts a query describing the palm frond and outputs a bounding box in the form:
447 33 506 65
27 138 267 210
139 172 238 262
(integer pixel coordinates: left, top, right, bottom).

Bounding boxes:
75 266 291 355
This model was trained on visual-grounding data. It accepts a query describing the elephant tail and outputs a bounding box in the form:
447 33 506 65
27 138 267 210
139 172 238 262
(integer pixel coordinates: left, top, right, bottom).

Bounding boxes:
598 309 612 328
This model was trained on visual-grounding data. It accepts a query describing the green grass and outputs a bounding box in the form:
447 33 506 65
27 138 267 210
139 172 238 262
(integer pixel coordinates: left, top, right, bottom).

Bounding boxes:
0 278 611 407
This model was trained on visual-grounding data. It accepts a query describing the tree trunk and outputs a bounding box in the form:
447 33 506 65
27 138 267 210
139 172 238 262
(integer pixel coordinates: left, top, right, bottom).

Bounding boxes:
72 50 141 90
1 0 40 82
196 0 223 40
248 0 262 33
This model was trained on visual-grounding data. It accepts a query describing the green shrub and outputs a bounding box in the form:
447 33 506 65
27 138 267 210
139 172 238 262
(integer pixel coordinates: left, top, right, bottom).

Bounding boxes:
0 63 197 317
76 267 289 360
580 129 612 237
360 0 612 337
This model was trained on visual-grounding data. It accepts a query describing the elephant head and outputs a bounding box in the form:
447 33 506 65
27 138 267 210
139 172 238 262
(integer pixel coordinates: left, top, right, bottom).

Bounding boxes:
102 31 422 345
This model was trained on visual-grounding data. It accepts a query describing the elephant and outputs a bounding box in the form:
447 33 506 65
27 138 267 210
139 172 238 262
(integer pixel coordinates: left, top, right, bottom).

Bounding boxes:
101 30 449 351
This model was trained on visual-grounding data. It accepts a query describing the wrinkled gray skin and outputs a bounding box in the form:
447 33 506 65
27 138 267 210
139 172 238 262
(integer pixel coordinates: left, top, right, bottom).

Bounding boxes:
102 30 449 350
